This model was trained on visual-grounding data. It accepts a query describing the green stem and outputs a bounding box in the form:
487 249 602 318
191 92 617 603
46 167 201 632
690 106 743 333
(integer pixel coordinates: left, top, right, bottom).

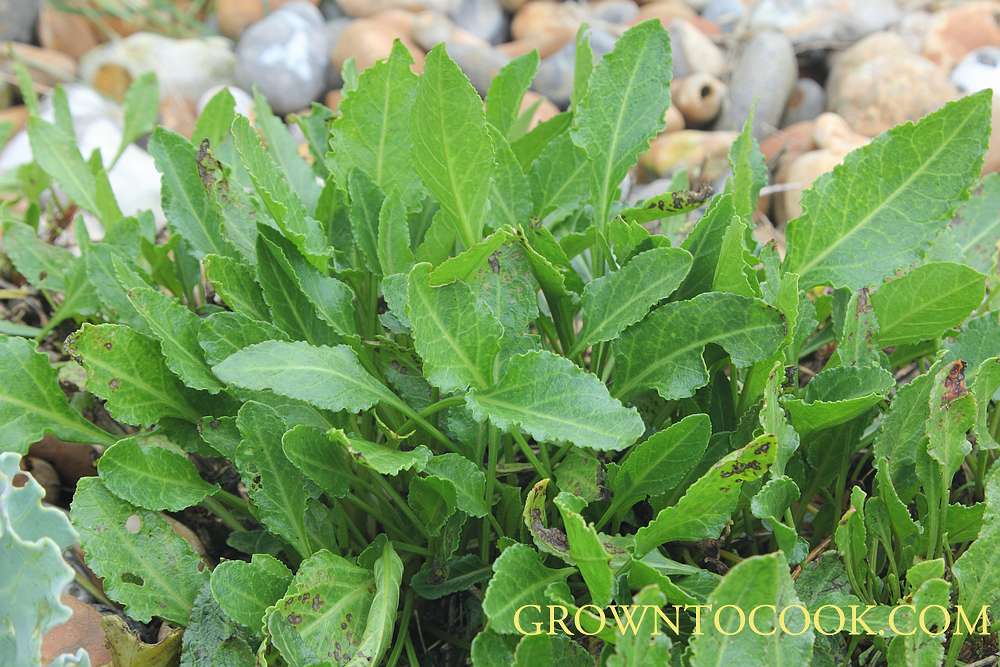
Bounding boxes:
386 591 415 667
389 397 460 454
944 631 964 667
511 428 549 478
201 495 244 532
481 426 499 563
396 395 465 434
372 474 429 540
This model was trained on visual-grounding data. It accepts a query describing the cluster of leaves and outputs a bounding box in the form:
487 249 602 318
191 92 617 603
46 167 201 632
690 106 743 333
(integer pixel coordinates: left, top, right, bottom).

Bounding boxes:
1 19 999 666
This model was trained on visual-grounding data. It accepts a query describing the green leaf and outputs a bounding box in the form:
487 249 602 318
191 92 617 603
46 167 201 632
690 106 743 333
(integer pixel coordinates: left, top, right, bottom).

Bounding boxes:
751 475 808 564
785 91 993 289
612 292 786 400
554 448 604 504
950 172 1000 273
609 412 711 513
472 630 516 667
925 360 975 479
192 88 236 150
330 428 432 475
425 453 489 518
409 475 457 536
514 634 593 667
282 425 353 499
688 552 814 667
377 192 414 276
346 540 403 667
571 20 672 227
528 131 590 220
234 401 322 558
252 91 321 212
413 554 491 600
98 435 217 511
180 583 256 667
126 286 224 393
198 311 287 366
554 492 614 606
727 110 767 220
607 585 672 667
210 554 292 631
973 357 1000 450
468 350 645 451
216 341 393 413
0 452 79 666
408 262 502 392
148 128 235 259
487 126 532 228
886 577 950 667
486 51 539 137
412 44 494 247
329 39 422 207
348 168 384 273
116 72 159 162
429 228 511 286
204 254 269 321
27 117 103 219
573 247 692 353
953 465 1000 626
572 24 594 110
784 365 894 435
0 335 113 452
634 433 777 554
871 261 986 346
231 115 328 268
674 193 736 300
264 550 376 665
71 477 207 625
482 543 574 634
66 323 202 425
2 219 74 291
512 111 571 169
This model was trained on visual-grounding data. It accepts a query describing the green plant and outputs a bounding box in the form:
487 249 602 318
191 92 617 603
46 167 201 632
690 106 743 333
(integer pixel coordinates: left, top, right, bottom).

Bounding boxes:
1 19 999 666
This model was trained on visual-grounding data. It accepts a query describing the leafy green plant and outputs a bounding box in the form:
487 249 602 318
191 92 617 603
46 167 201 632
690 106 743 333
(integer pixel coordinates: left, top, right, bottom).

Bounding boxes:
1 19 998 666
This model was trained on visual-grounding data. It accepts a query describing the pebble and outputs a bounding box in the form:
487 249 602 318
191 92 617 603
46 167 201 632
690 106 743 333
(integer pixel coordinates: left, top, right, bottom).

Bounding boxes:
664 104 685 132
534 27 616 108
337 0 458 17
749 0 901 48
412 11 489 52
38 5 102 60
520 90 560 130
447 42 510 95
668 19 726 79
331 12 426 73
325 17 352 88
922 2 1000 71
640 130 739 182
636 1 720 37
319 0 345 18
0 0 40 42
780 78 826 127
716 31 797 139
512 2 582 41
42 596 113 666
80 33 235 105
450 0 508 45
0 105 27 134
217 0 320 39
498 28 575 60
1 44 76 88
951 48 1000 95
588 0 640 25
672 73 726 127
828 37 956 136
702 0 745 32
235 2 329 115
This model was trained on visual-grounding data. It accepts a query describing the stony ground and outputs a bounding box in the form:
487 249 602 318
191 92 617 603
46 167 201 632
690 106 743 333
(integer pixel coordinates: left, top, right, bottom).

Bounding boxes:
0 0 998 662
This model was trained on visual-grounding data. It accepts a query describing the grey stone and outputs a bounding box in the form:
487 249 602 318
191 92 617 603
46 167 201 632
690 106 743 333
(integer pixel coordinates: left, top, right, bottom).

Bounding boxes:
749 0 901 48
716 31 797 139
319 0 346 19
951 47 1000 95
702 0 745 32
534 28 616 108
325 17 352 89
0 0 40 43
235 2 329 114
781 78 826 127
450 0 508 45
446 42 510 96
586 0 639 25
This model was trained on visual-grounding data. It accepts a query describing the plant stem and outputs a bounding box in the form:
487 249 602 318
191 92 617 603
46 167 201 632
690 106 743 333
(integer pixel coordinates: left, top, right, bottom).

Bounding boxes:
389 397 460 454
386 591 415 667
481 426 499 563
372 474 430 540
511 428 549 478
396 395 465 434
201 495 244 532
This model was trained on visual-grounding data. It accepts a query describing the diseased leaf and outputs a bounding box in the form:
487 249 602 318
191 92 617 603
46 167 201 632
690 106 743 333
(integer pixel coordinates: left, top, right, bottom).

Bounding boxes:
412 44 494 247
785 92 993 289
634 434 776 554
572 20 672 227
573 246 692 353
71 477 207 625
98 435 217 511
612 292 786 401
467 350 645 451
0 335 114 453
871 262 986 346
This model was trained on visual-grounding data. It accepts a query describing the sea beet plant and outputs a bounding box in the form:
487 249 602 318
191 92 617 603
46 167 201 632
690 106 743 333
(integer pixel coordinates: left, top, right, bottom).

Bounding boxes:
1 18 999 667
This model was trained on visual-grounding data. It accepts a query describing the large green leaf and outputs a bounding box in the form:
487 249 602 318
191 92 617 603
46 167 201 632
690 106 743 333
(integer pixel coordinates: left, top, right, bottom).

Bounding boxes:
180 582 256 666
329 40 422 207
203 254 269 321
282 425 353 499
0 335 114 453
571 20 672 227
784 365 895 435
573 246 692 353
197 311 288 366
346 540 403 667
785 91 992 289
612 292 786 400
554 492 614 606
148 128 235 259
953 465 1000 634
467 350 645 451
609 413 711 514
634 434 776 554
330 428 432 476
950 172 1000 273
528 131 590 220
408 262 502 392
485 51 539 137
412 44 494 247
252 92 321 212
66 323 202 425
71 477 207 625
688 552 814 667
482 543 574 634
28 117 109 221
214 341 395 414
607 585 672 667
871 261 985 346
97 435 217 511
